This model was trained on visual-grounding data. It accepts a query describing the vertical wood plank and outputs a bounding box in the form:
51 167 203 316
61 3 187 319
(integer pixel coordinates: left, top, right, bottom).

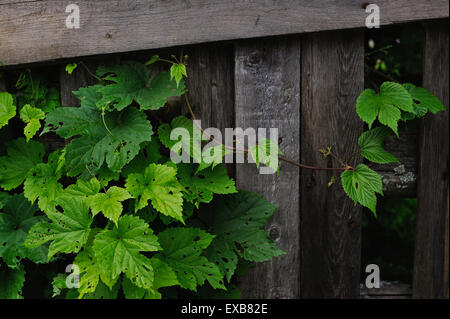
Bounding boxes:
235 36 301 299
413 20 449 299
182 44 235 177
300 29 364 298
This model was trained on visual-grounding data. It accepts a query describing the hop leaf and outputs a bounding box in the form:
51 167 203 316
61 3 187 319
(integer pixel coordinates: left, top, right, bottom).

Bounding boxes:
93 215 161 290
0 193 48 268
158 115 207 164
0 266 26 299
341 164 383 215
125 164 184 222
177 163 237 207
170 63 187 88
24 150 65 214
65 63 78 75
43 104 153 176
63 178 101 205
20 105 46 140
90 187 132 226
0 138 45 191
199 191 284 281
0 92 16 129
356 82 413 136
25 197 93 259
96 62 185 111
155 227 225 291
403 83 446 115
358 127 399 164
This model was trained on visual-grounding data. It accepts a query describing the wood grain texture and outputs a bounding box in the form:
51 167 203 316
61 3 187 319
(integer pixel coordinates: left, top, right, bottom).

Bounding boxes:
234 36 300 299
180 44 235 177
413 20 449 299
374 129 418 197
0 0 448 66
300 29 364 298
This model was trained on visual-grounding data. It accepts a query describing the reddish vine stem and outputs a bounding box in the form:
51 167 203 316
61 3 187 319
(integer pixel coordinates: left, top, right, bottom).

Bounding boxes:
183 94 350 172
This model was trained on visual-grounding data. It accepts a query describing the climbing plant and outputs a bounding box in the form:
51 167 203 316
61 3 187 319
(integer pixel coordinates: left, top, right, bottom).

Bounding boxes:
0 52 445 299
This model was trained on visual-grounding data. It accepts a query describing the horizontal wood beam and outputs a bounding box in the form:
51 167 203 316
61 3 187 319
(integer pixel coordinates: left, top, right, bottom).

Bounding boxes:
0 0 449 66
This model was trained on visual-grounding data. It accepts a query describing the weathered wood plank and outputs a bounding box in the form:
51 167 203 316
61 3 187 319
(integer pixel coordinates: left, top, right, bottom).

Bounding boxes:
360 281 412 299
181 44 235 177
300 29 364 298
374 129 418 197
235 36 300 299
0 0 448 66
413 20 449 299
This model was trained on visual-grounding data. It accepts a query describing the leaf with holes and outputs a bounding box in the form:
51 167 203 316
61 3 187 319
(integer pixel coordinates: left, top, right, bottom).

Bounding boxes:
0 138 45 191
341 164 383 215
177 163 237 207
125 164 184 222
93 215 161 290
0 193 48 268
155 227 225 291
24 151 65 214
42 103 153 176
199 191 284 281
358 127 399 164
24 197 93 259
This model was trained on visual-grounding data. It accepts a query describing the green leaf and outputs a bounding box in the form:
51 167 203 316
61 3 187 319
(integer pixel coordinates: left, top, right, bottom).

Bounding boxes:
20 104 45 142
249 138 283 174
63 178 101 205
170 63 187 88
51 274 67 298
356 82 413 135
144 55 160 66
0 266 25 299
90 187 132 225
93 215 161 290
0 138 45 191
0 92 16 129
43 104 153 176
0 193 48 268
24 150 65 214
25 197 93 259
121 138 162 177
155 227 225 291
96 62 185 111
199 191 284 281
122 258 178 299
158 115 207 164
177 163 237 207
65 63 78 75
73 85 103 109
125 164 184 222
0 192 10 209
341 164 383 215
403 83 445 115
73 232 102 298
358 127 399 164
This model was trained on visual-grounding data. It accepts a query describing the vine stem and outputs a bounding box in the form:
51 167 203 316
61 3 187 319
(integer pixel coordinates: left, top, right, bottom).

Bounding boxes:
183 93 350 172
80 61 104 83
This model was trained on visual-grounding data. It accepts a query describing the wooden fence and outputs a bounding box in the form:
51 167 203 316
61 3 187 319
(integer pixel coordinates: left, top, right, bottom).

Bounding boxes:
0 1 448 299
